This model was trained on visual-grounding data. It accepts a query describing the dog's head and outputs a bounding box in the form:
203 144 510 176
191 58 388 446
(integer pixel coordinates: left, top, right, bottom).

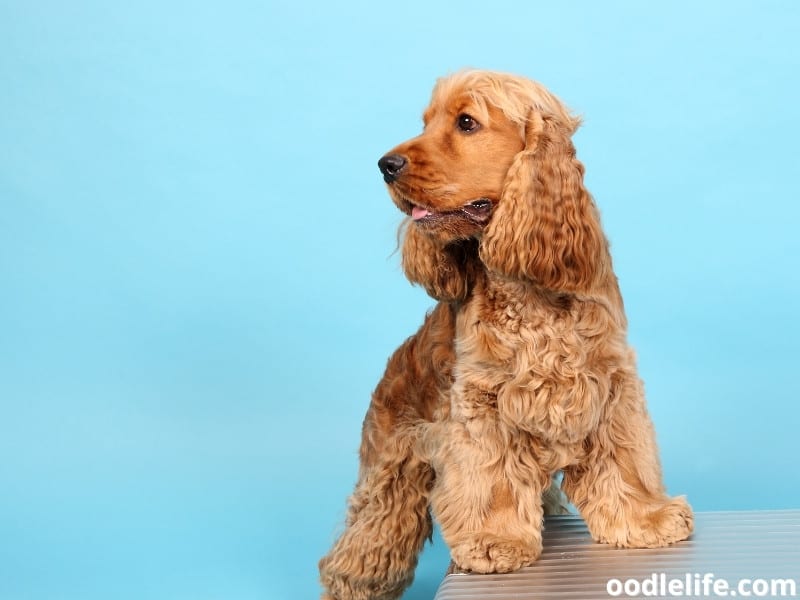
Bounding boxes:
380 70 607 301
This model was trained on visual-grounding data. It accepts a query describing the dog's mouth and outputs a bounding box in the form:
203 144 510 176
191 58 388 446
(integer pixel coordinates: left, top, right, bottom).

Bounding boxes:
405 198 494 225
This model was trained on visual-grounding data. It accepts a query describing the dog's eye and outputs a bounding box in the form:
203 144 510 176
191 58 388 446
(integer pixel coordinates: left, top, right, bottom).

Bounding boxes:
457 113 480 133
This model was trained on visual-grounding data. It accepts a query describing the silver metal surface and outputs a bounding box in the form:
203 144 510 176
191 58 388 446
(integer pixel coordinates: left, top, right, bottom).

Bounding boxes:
434 510 800 599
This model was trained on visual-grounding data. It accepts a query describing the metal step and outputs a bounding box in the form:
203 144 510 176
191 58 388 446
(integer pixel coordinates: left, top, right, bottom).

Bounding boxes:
434 510 800 599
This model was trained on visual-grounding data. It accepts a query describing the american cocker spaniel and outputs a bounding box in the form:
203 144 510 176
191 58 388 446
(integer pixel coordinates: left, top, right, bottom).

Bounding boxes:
319 70 693 600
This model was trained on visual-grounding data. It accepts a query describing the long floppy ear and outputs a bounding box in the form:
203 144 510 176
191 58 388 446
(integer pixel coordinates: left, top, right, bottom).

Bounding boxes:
479 112 608 293
401 222 478 302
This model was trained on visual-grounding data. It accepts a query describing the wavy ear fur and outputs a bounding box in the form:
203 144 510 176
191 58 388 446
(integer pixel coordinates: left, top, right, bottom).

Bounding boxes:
479 113 608 293
402 223 479 302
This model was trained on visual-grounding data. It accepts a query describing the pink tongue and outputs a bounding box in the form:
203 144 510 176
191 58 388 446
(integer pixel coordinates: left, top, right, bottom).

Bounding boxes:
412 206 431 220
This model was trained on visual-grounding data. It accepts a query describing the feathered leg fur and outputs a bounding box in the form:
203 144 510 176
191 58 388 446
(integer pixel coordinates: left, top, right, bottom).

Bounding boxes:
319 453 433 600
562 362 693 548
319 304 456 600
427 410 549 574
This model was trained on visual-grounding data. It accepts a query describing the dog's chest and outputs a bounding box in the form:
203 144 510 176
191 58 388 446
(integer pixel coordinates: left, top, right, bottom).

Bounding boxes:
454 283 589 376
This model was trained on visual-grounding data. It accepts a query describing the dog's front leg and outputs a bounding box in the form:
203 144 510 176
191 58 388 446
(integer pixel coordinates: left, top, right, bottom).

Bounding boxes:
319 447 433 600
562 368 693 548
428 385 548 574
320 304 458 600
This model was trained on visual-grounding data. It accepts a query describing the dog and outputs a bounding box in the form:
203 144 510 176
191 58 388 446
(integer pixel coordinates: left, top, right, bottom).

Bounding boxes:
319 69 693 600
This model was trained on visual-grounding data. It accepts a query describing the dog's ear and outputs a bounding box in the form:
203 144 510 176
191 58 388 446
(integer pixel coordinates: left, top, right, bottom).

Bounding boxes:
479 112 607 293
402 223 478 302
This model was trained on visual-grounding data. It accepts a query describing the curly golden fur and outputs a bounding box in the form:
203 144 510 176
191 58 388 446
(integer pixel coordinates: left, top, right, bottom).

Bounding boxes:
319 70 693 600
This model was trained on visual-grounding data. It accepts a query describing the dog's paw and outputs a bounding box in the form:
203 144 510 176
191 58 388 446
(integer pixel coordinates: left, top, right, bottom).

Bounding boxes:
643 496 694 546
597 496 694 548
450 533 541 574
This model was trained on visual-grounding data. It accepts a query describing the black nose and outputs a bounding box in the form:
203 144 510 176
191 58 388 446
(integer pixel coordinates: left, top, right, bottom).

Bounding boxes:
378 154 407 183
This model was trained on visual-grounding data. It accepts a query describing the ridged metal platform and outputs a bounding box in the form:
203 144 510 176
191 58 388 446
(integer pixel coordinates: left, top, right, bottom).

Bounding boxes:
435 510 800 599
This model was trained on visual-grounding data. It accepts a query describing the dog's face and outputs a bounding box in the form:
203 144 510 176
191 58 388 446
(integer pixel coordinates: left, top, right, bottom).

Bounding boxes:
379 88 524 243
381 71 604 300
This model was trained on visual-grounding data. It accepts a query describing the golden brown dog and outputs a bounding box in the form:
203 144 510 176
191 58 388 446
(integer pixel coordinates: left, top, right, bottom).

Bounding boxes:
319 70 693 600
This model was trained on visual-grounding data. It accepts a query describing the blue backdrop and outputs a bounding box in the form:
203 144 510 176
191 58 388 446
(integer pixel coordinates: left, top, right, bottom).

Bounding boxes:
1 2 798 599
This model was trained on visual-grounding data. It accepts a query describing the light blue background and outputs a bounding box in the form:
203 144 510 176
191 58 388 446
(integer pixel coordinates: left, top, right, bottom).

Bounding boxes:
1 2 798 599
